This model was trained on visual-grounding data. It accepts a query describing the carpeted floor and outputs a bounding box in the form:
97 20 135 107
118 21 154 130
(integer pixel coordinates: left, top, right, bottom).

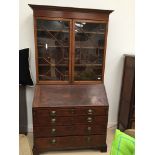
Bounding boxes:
20 127 116 155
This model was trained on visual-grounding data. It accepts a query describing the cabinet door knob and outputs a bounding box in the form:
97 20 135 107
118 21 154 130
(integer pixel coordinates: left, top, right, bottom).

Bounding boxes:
87 117 92 123
51 139 56 144
51 118 56 123
50 111 56 116
88 109 93 115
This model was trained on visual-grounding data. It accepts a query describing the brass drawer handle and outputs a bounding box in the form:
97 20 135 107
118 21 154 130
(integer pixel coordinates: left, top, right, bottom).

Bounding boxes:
87 126 92 132
87 117 92 123
51 118 56 123
88 109 93 115
50 111 56 116
71 109 75 114
51 139 56 144
87 136 91 142
51 128 56 134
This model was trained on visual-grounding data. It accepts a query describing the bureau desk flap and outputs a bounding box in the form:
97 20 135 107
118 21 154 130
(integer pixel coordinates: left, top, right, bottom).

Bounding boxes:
33 84 109 107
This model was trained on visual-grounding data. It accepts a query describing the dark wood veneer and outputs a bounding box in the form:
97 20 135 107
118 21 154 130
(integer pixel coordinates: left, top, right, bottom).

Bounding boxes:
34 135 106 150
33 84 109 154
33 106 108 116
33 84 108 107
118 55 135 131
29 4 113 14
30 4 113 84
33 115 107 126
30 4 112 154
33 124 107 137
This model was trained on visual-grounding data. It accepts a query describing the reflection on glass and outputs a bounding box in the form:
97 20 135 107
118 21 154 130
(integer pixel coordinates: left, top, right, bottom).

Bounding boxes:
37 19 70 81
74 21 106 81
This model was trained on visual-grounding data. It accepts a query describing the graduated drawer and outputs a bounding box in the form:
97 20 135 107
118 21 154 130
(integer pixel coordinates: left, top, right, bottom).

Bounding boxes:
33 124 107 137
34 135 106 150
33 106 108 117
74 116 108 125
33 115 107 126
33 116 73 126
74 107 108 116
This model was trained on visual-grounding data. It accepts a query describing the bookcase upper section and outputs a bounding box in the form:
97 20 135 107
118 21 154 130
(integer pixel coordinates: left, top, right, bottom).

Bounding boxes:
29 4 113 84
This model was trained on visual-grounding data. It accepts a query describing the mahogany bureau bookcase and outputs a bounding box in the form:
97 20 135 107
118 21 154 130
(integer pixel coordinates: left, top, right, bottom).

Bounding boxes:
29 4 113 155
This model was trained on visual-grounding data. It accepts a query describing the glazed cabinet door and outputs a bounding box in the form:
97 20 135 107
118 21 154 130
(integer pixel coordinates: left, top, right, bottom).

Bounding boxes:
73 20 107 82
34 18 108 84
35 18 72 83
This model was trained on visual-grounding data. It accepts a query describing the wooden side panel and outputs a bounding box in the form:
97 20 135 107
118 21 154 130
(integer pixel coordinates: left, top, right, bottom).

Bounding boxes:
118 55 135 130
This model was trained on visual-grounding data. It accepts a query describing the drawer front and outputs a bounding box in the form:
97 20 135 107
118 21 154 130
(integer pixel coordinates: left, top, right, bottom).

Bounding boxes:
33 108 74 117
34 126 74 137
33 115 108 126
33 125 107 137
75 107 108 116
34 135 106 149
33 116 73 126
33 106 108 117
74 116 108 125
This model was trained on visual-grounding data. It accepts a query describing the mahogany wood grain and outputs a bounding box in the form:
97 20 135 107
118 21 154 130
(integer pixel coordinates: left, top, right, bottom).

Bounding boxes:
33 124 107 137
29 4 113 14
33 84 109 107
33 115 107 126
118 55 135 131
33 106 108 117
29 5 111 154
102 23 109 82
74 116 108 125
33 17 39 83
34 135 106 150
32 84 109 153
69 20 72 83
35 10 109 21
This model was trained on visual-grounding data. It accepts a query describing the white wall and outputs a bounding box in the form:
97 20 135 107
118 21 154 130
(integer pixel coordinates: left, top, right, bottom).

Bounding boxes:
19 0 134 131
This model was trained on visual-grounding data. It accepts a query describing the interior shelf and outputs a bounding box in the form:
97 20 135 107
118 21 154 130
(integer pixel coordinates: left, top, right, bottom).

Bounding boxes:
75 46 104 49
75 31 104 34
39 74 69 81
39 64 68 67
37 29 69 33
37 29 104 34
38 45 69 48
38 45 103 49
75 64 102 67
38 64 102 67
35 18 107 82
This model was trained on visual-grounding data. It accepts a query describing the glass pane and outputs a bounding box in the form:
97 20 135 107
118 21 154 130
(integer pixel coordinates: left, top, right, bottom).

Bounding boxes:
74 21 106 81
37 19 70 81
